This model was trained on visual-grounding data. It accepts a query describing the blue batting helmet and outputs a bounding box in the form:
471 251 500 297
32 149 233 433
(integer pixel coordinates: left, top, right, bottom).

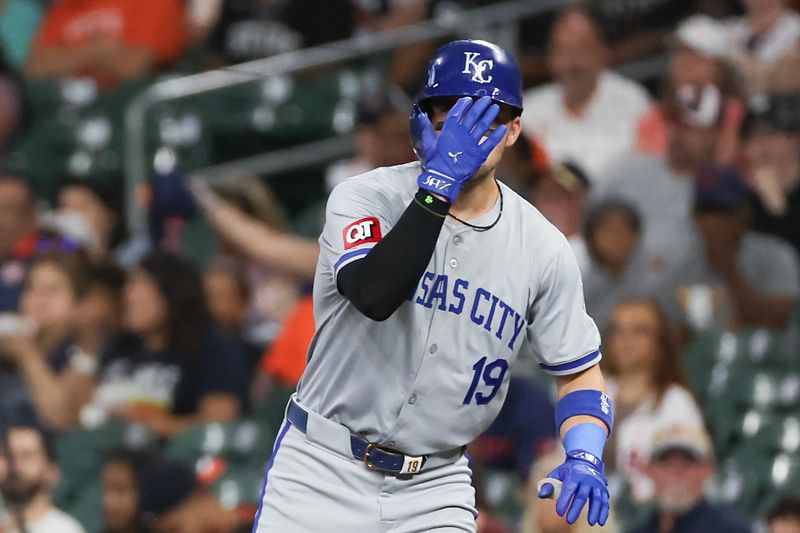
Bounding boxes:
417 39 523 111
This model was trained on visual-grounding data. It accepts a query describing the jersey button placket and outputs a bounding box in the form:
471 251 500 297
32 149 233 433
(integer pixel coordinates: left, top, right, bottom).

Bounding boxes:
408 394 417 405
449 257 459 268
429 344 438 355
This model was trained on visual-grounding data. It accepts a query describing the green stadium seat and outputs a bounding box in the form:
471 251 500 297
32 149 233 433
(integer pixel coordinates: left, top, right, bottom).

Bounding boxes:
165 418 276 469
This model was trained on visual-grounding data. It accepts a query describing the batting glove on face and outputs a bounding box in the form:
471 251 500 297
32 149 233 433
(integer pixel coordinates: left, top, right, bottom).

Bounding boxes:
416 96 507 204
537 450 610 526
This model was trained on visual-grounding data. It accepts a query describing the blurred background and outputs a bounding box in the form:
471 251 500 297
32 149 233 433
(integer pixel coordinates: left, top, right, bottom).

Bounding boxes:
0 0 799 532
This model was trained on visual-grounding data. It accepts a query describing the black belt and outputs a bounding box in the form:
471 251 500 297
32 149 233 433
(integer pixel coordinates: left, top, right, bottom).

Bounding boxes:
286 398 426 475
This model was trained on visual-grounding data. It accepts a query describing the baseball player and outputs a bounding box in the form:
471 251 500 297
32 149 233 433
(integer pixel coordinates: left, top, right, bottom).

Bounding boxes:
252 40 613 532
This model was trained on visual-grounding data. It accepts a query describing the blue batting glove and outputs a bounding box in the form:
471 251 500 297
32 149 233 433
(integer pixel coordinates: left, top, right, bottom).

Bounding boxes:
538 450 610 526
410 104 436 166
416 96 507 203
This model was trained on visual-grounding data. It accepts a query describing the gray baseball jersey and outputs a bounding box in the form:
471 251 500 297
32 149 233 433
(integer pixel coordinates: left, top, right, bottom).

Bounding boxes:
297 161 601 455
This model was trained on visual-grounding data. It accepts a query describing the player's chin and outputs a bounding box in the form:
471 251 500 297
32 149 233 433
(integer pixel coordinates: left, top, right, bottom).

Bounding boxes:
465 168 492 191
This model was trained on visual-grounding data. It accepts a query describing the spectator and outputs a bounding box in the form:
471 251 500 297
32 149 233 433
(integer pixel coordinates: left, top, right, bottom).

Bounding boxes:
0 0 43 71
521 5 651 181
675 165 800 330
197 175 304 345
83 251 247 437
522 449 620 533
203 258 264 377
0 174 38 312
626 425 751 533
529 161 590 267
0 253 99 431
580 201 675 331
585 0 734 70
101 451 149 533
103 451 238 533
767 495 800 533
0 422 85 533
25 0 188 91
597 82 726 277
325 84 415 192
602 298 703 502
726 0 800 101
55 179 146 265
202 0 356 66
743 92 800 255
637 15 746 165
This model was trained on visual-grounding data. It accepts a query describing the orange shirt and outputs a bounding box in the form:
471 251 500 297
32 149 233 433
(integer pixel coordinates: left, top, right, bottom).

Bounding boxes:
259 295 314 387
34 0 186 85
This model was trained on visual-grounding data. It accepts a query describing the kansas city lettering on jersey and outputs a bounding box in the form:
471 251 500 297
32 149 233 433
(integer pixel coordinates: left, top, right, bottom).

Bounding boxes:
411 272 526 351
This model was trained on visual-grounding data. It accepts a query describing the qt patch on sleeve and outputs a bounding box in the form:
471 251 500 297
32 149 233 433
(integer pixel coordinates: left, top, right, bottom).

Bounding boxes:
343 217 382 250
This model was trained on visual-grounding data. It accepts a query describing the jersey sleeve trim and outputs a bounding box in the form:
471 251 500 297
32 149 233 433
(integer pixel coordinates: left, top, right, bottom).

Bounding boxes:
333 246 374 278
538 349 602 376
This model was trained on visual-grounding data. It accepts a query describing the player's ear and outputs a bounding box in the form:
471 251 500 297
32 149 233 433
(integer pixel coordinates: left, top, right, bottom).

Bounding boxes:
504 117 522 147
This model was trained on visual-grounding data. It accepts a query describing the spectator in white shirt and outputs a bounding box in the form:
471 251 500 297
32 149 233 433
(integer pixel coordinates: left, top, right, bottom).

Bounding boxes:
726 0 800 101
0 423 85 533
601 298 703 503
521 5 651 182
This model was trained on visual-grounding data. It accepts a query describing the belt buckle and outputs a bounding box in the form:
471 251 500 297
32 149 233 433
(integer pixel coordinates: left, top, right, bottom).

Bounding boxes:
363 443 379 471
363 443 404 473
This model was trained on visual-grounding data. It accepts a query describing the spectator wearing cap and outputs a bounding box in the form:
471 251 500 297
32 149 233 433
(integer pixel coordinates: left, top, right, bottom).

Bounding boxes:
626 425 751 533
637 15 746 165
743 92 800 255
725 0 800 101
529 161 591 267
596 82 727 281
521 5 651 181
676 165 800 330
0 422 85 533
767 495 800 533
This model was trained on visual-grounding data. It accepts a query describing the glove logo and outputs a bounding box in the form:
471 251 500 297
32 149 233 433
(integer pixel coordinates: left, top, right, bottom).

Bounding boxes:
343 217 382 250
463 52 494 84
448 151 462 162
421 175 452 191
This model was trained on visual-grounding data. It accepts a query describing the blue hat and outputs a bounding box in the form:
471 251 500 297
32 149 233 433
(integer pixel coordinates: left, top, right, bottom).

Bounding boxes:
417 40 523 111
694 165 750 212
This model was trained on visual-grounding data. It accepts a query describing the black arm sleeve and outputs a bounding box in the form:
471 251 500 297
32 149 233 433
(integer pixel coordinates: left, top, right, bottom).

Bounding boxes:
336 189 449 321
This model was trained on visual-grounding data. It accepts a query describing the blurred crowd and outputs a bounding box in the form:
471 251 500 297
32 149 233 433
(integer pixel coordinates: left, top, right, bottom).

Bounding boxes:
0 0 799 532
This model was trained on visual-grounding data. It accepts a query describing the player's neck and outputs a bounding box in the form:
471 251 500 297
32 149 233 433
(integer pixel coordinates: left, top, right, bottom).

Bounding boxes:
450 173 499 221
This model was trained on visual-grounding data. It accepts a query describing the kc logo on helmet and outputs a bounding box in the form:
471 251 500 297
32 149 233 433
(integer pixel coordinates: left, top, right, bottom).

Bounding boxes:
343 217 382 250
463 52 494 84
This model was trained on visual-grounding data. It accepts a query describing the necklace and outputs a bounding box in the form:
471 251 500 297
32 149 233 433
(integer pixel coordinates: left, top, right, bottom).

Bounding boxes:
448 179 504 232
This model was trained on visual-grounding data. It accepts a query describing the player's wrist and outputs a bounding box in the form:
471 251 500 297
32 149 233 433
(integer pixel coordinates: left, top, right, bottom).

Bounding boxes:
414 188 450 217
563 423 607 462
